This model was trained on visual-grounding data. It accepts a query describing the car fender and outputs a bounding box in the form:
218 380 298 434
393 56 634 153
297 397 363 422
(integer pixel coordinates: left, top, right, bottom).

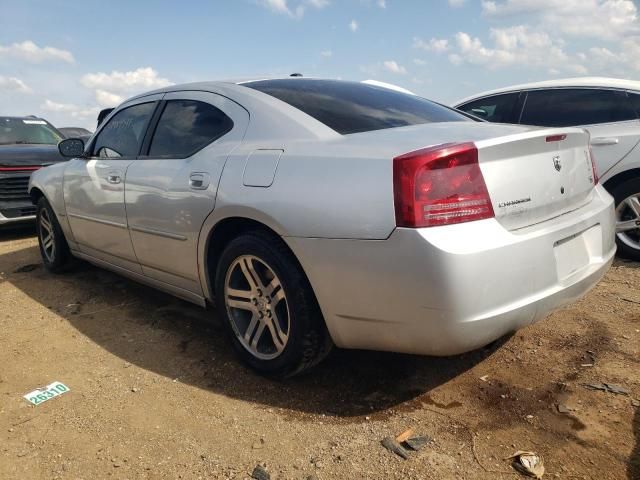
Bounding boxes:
29 161 77 248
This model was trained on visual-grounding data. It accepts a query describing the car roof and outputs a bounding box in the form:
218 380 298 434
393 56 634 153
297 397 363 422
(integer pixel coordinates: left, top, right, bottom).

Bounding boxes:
454 77 640 106
126 76 417 102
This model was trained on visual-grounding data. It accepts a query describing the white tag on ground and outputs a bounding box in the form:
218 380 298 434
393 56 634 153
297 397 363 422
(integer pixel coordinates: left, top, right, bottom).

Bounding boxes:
23 381 70 405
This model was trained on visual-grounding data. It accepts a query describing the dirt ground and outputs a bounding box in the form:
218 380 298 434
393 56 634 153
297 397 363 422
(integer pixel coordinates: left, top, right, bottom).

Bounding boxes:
0 226 638 480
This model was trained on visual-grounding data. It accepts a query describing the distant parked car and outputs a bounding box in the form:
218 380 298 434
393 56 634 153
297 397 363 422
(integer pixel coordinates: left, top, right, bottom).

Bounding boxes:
58 127 92 143
30 78 614 376
455 77 640 260
0 116 67 226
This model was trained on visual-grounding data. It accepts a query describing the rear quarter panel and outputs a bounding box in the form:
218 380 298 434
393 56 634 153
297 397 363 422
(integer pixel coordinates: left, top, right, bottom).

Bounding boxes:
212 140 397 239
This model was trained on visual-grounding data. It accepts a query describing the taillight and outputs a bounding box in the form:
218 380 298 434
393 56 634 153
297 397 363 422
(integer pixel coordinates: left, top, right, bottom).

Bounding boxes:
546 134 567 142
588 146 599 185
0 166 41 172
393 142 494 227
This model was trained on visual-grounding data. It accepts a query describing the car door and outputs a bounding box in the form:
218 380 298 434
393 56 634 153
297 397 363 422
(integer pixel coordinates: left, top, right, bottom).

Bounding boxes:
63 96 161 272
519 88 640 178
124 91 249 294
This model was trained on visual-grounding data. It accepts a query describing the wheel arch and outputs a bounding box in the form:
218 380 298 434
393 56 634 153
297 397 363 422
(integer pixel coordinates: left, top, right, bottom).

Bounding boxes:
603 167 640 194
29 186 45 204
199 215 315 306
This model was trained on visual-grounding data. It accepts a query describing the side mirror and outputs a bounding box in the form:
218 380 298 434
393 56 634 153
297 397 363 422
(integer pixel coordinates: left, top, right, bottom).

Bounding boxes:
58 138 85 158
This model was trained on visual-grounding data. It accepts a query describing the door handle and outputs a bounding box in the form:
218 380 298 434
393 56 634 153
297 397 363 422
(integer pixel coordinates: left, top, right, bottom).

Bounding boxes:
591 137 619 146
106 174 121 184
189 172 210 190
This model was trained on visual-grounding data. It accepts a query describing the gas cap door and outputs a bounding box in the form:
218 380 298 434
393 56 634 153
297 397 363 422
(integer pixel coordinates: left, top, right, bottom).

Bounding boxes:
242 149 284 187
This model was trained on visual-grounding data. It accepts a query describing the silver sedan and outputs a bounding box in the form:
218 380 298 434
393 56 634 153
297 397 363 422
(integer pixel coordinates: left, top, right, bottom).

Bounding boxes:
29 79 616 377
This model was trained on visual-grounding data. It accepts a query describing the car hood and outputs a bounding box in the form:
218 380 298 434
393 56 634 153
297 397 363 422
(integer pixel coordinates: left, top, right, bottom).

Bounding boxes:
0 144 66 167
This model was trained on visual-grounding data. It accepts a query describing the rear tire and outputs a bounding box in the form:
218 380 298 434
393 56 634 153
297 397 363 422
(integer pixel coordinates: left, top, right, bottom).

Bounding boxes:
36 197 71 273
611 177 640 261
214 230 332 378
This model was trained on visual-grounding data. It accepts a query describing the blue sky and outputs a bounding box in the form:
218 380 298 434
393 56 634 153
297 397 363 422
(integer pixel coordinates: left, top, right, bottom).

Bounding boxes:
1 0 639 129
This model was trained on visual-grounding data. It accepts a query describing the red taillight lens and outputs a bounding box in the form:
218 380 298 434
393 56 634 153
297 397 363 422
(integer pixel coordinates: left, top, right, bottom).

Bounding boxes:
588 146 598 185
393 142 494 227
0 166 41 172
546 134 567 142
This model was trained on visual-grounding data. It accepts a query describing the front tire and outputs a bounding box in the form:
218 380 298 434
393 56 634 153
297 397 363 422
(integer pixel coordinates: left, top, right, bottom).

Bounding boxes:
215 230 332 378
36 197 71 273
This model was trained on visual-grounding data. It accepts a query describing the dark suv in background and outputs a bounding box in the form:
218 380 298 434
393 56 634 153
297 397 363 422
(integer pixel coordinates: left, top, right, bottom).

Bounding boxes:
0 116 67 226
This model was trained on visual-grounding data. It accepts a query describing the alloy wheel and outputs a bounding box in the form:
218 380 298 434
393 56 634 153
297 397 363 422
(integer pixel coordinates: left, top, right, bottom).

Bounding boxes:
39 208 56 263
224 255 290 360
616 193 640 252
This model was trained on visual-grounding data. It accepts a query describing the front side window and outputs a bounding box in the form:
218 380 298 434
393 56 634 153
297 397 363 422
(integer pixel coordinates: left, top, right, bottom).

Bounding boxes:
520 89 637 127
147 100 233 157
244 79 468 135
456 92 519 123
0 117 63 145
92 102 156 158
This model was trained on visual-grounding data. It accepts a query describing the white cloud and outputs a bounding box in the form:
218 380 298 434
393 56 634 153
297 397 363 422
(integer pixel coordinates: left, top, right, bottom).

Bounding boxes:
257 0 304 18
95 89 124 107
448 26 587 74
586 39 640 74
320 50 333 57
349 19 359 31
448 53 463 66
482 0 639 41
0 40 74 64
383 60 407 74
413 58 427 66
0 76 31 94
81 67 172 92
413 37 450 53
78 67 172 110
448 0 466 6
256 0 328 18
439 0 640 76
41 99 99 119
377 0 386 7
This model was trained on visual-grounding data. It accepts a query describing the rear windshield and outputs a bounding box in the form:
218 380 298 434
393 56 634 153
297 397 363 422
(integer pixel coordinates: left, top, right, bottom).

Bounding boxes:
0 117 63 145
243 79 468 134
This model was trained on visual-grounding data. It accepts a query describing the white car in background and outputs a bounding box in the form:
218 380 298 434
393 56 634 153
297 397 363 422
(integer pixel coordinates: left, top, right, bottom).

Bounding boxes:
455 77 640 260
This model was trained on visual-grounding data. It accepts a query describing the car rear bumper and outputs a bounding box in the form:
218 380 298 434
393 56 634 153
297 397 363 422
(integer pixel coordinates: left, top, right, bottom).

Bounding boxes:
286 185 616 356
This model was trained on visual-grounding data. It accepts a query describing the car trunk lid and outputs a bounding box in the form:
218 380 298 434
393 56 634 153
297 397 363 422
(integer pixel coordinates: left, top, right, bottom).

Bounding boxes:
475 128 595 230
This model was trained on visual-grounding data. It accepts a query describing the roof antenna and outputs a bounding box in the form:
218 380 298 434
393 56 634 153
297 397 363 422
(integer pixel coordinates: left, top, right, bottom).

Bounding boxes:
290 73 303 77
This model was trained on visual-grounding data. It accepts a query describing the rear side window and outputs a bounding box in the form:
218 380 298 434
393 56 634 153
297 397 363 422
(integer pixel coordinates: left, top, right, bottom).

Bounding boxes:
457 92 519 123
92 102 155 158
148 100 234 157
629 92 640 117
520 89 637 127
244 79 468 134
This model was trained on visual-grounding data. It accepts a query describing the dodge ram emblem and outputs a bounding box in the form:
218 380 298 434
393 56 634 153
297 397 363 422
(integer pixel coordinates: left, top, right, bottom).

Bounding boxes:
553 155 562 172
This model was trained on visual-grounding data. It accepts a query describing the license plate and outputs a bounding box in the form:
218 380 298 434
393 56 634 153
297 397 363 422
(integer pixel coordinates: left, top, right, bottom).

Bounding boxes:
23 381 70 405
553 225 601 281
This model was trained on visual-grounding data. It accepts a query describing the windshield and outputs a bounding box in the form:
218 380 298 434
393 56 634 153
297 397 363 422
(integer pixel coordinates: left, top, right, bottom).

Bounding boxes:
0 117 64 145
243 79 469 135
